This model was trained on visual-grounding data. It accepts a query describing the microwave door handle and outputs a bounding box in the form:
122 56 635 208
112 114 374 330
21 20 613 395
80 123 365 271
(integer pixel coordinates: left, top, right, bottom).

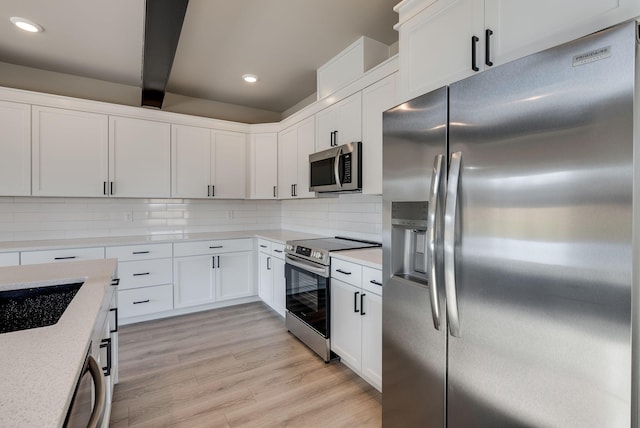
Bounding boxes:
334 147 343 189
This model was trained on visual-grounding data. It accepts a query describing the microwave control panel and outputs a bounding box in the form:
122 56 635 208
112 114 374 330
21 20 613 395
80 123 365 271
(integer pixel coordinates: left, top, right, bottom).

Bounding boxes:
343 153 352 183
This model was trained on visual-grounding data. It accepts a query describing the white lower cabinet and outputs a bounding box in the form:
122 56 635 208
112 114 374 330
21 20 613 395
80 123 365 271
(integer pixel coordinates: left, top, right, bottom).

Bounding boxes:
330 258 382 391
257 239 286 317
107 243 174 321
0 252 19 267
173 239 253 309
20 247 105 265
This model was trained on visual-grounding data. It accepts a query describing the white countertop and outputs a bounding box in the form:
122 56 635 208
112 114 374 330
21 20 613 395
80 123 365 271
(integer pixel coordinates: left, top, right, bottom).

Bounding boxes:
330 247 382 269
0 229 326 253
0 259 117 428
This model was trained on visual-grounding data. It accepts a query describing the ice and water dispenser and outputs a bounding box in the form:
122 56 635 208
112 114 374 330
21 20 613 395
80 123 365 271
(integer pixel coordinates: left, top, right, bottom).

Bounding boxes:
391 201 429 285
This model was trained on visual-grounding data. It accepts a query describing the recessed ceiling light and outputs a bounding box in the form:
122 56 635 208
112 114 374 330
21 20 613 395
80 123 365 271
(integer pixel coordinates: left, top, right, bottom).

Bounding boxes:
242 74 258 83
10 17 43 33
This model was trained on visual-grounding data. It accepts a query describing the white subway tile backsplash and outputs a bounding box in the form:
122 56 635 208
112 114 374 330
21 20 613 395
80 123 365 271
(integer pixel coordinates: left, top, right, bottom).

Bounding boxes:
0 194 382 243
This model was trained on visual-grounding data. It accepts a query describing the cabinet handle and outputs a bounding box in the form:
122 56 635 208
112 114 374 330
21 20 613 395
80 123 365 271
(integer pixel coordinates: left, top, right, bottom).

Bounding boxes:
209 245 223 249
260 244 268 248
212 256 216 269
132 251 150 255
110 181 114 195
293 184 297 196
485 29 493 66
267 256 271 270
207 185 211 197
354 291 360 313
273 185 277 198
217 256 220 269
132 272 150 276
100 338 112 376
133 299 150 304
211 185 215 197
110 307 118 333
273 249 283 253
336 269 351 275
111 278 120 286
360 293 366 316
369 280 382 286
103 181 107 196
54 256 76 260
291 184 294 197
471 35 480 72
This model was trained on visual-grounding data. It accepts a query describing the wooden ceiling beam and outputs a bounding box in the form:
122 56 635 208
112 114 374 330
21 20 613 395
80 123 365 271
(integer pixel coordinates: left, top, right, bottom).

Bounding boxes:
141 0 189 108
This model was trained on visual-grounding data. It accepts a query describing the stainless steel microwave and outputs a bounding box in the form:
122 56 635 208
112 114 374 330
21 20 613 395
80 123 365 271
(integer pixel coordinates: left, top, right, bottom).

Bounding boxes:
309 142 362 193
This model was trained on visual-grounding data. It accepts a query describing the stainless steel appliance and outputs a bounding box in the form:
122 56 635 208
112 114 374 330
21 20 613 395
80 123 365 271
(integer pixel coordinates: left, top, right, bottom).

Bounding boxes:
64 349 106 428
309 142 362 193
285 236 380 361
383 21 638 427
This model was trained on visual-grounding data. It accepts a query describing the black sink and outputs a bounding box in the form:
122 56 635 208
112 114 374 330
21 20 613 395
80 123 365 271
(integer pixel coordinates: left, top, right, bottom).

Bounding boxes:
0 282 84 334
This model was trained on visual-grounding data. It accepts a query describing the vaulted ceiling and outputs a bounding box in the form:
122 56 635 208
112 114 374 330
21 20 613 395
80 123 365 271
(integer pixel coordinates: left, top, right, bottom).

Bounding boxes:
0 0 399 123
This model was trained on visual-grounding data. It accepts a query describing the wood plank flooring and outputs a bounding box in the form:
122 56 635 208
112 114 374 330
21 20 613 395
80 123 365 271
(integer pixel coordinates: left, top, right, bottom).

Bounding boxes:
110 302 381 427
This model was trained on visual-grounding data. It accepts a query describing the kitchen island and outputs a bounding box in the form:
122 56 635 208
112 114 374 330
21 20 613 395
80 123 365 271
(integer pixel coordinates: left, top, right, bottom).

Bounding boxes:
0 258 117 427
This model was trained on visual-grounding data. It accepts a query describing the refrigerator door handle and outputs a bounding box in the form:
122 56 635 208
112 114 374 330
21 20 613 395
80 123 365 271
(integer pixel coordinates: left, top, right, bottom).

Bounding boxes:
444 151 462 337
427 154 444 330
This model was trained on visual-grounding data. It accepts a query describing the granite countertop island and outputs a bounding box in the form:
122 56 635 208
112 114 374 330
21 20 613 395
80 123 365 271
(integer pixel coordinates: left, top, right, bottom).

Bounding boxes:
0 259 117 427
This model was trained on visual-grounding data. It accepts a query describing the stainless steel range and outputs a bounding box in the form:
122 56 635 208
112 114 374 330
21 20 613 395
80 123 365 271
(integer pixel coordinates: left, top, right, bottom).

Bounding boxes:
284 237 380 362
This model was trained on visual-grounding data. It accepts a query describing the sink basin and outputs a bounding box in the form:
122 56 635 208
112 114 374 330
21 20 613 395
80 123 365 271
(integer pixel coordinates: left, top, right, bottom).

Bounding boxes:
0 282 84 334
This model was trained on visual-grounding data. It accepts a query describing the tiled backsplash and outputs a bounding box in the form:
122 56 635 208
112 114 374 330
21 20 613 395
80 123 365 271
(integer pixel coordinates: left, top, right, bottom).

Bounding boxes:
0 194 382 243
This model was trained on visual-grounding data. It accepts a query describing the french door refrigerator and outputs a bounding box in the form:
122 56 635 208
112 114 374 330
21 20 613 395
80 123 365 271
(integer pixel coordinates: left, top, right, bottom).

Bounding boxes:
382 21 638 427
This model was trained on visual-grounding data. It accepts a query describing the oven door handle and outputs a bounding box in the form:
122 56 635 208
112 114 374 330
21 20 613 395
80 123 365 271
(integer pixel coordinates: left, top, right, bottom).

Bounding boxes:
285 255 329 278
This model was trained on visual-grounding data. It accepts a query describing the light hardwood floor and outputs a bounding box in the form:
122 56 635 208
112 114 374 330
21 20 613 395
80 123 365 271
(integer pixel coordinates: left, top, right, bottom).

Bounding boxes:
110 302 381 427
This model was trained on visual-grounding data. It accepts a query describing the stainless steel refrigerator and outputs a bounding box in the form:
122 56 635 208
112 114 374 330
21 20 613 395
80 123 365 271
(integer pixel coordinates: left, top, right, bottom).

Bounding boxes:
382 21 638 427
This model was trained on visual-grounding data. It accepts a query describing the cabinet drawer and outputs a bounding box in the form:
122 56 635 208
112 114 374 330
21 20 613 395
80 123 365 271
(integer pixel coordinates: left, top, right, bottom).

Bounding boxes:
257 239 272 253
271 242 285 259
331 258 362 287
117 258 173 290
21 247 105 265
362 266 383 296
0 252 19 267
174 239 252 257
118 284 173 318
106 243 172 261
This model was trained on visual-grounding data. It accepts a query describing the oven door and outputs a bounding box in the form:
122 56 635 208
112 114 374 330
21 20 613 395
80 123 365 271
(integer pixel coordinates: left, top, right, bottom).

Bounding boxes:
285 254 330 337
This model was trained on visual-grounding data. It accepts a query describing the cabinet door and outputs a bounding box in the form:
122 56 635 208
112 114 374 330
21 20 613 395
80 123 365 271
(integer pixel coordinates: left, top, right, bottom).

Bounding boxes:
330 278 362 370
362 73 397 195
216 251 253 301
0 252 19 267
212 131 246 199
171 124 211 198
399 0 484 102
0 101 30 196
249 133 278 199
335 92 362 146
484 0 638 67
271 257 286 317
32 106 108 197
258 252 274 306
109 116 171 197
295 116 316 198
277 126 298 199
315 105 337 151
173 255 215 308
361 291 382 391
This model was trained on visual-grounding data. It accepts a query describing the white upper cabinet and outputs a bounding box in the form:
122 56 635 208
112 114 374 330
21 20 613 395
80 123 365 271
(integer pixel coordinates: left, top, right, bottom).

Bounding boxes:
362 73 398 195
0 101 30 196
172 125 246 199
32 106 109 197
172 124 211 198
315 92 362 151
278 116 315 199
397 0 640 102
484 0 640 66
109 116 171 198
397 0 484 102
248 132 278 199
212 131 246 199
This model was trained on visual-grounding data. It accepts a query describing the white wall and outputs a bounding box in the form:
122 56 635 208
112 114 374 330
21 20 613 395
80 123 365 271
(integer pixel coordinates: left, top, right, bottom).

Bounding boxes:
0 195 383 243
